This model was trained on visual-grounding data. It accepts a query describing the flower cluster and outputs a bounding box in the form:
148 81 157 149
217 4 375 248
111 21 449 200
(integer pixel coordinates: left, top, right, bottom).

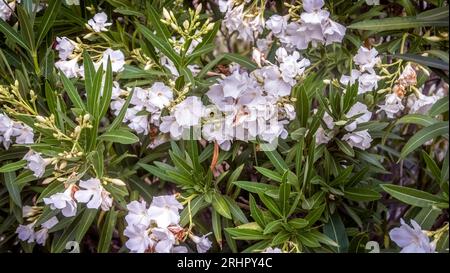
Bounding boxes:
266 0 346 50
16 215 59 246
0 113 34 149
43 178 112 218
315 101 373 150
124 195 212 253
54 12 124 79
340 46 380 94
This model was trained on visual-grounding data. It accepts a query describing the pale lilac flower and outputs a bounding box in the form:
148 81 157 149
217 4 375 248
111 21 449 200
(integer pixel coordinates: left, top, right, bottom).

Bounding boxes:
0 1 15 21
125 200 152 227
263 247 283 253
101 49 125 72
173 96 204 127
342 130 373 150
0 113 14 149
190 233 213 253
87 12 112 32
353 46 380 73
147 195 183 228
148 82 173 110
389 219 435 253
407 93 439 114
23 150 48 178
13 123 34 144
55 58 80 78
124 224 152 253
35 216 59 245
377 93 404 118
55 37 75 60
43 186 77 217
16 223 35 243
345 102 372 132
74 178 112 211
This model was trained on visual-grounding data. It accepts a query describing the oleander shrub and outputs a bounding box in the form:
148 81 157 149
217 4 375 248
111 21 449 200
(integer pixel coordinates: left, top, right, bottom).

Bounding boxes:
0 0 448 253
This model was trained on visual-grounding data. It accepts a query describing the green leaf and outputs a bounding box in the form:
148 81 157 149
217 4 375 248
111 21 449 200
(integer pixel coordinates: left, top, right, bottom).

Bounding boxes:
344 188 381 201
396 114 438 127
249 194 266 228
98 209 118 253
211 193 232 219
233 181 278 194
428 96 449 116
298 232 321 248
422 151 441 182
323 213 349 253
279 172 291 216
211 209 222 247
336 139 355 157
52 208 97 253
263 149 289 174
107 89 134 132
36 0 62 46
3 172 21 207
0 13 31 51
225 228 269 240
255 166 282 182
259 194 283 218
0 160 26 173
380 184 447 208
17 5 35 52
400 122 448 159
394 54 449 70
99 129 139 144
417 6 449 21
180 195 206 226
137 23 181 67
414 207 442 230
60 71 86 110
146 4 170 40
99 59 113 119
223 196 248 223
223 53 257 71
348 16 448 32
288 218 309 229
263 220 283 235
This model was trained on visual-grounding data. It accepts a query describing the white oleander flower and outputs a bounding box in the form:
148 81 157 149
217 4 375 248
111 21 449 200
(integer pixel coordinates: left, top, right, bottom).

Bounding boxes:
13 123 34 145
218 0 233 13
190 233 213 253
55 58 80 78
87 12 112 32
0 113 14 149
407 93 439 114
126 108 149 135
173 96 204 127
148 82 173 110
74 178 112 211
377 93 404 118
266 15 288 36
389 219 435 253
125 200 152 227
345 102 372 132
0 1 15 21
124 224 152 253
323 20 346 45
263 247 283 253
55 37 75 60
151 227 176 253
23 150 48 178
43 186 77 217
35 216 59 245
159 115 184 140
358 72 379 94
147 195 183 228
342 130 372 150
365 0 380 5
340 69 361 86
16 223 35 243
353 46 380 73
101 49 125 72
65 0 80 5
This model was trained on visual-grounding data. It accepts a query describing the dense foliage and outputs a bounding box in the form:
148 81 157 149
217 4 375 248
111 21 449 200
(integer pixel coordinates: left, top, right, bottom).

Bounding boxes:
0 0 448 253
